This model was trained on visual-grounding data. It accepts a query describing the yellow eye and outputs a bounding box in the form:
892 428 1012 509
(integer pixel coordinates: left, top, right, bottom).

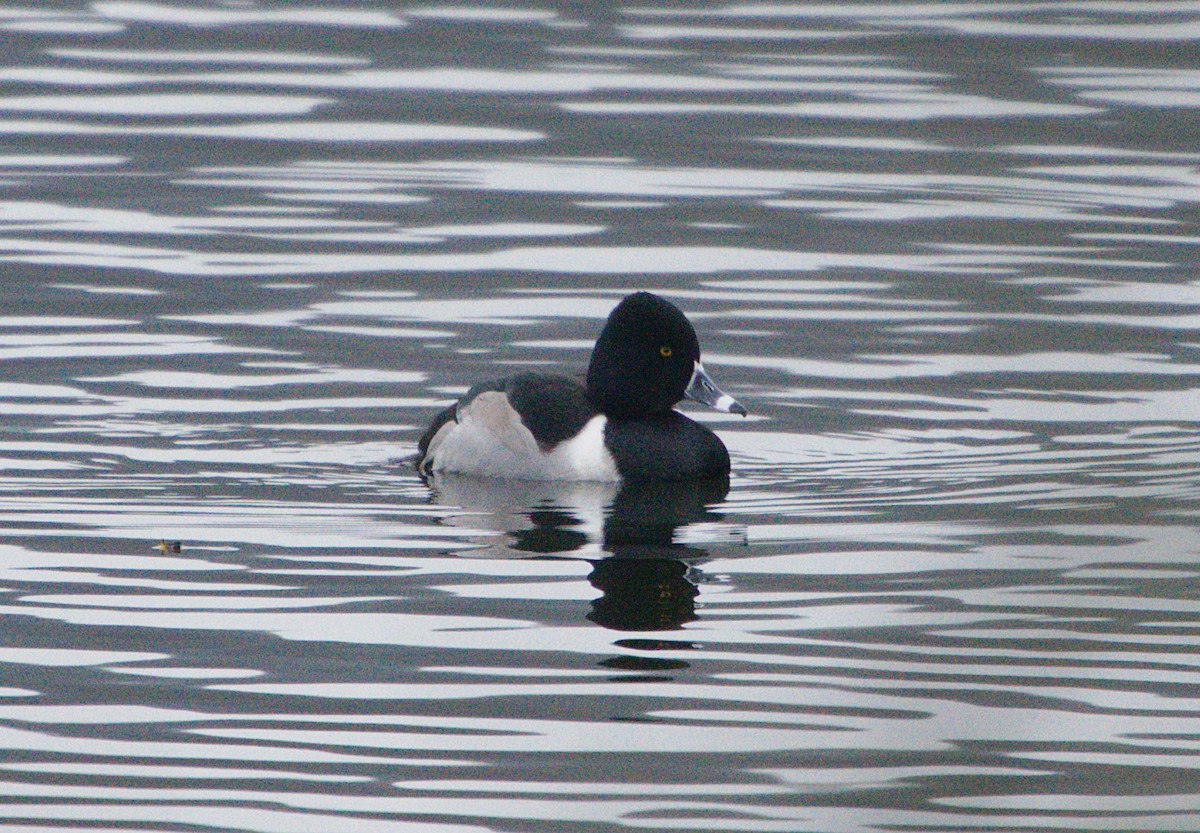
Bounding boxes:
659 345 672 357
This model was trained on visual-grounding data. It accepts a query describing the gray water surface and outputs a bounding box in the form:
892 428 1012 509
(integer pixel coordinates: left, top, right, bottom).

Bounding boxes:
0 3 1199 832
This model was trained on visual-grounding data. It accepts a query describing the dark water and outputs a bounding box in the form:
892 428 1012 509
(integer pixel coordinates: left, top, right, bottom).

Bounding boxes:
0 2 1199 831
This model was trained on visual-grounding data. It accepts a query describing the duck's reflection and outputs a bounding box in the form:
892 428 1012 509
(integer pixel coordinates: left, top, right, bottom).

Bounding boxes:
426 474 733 632
586 557 698 631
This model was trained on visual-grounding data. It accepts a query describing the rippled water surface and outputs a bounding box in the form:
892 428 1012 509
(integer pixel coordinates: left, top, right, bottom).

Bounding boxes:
2 2 1200 831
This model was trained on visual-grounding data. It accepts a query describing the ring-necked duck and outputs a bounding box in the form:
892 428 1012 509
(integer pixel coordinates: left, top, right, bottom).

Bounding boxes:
416 291 745 481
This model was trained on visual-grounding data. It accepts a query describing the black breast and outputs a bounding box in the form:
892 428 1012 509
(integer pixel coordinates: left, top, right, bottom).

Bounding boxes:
603 412 731 480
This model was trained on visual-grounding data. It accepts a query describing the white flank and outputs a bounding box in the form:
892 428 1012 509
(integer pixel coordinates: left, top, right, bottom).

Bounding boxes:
546 415 620 481
431 395 620 481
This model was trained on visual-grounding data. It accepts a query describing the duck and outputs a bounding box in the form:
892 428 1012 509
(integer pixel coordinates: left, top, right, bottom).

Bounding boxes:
416 291 745 481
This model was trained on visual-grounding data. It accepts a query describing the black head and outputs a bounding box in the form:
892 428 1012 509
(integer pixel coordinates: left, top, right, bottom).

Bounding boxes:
586 292 701 418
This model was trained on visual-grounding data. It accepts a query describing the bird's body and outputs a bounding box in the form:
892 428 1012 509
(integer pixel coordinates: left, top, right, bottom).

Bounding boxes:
416 292 744 481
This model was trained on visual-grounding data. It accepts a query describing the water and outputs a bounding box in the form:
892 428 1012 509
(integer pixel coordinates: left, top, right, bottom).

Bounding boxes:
0 2 1198 831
